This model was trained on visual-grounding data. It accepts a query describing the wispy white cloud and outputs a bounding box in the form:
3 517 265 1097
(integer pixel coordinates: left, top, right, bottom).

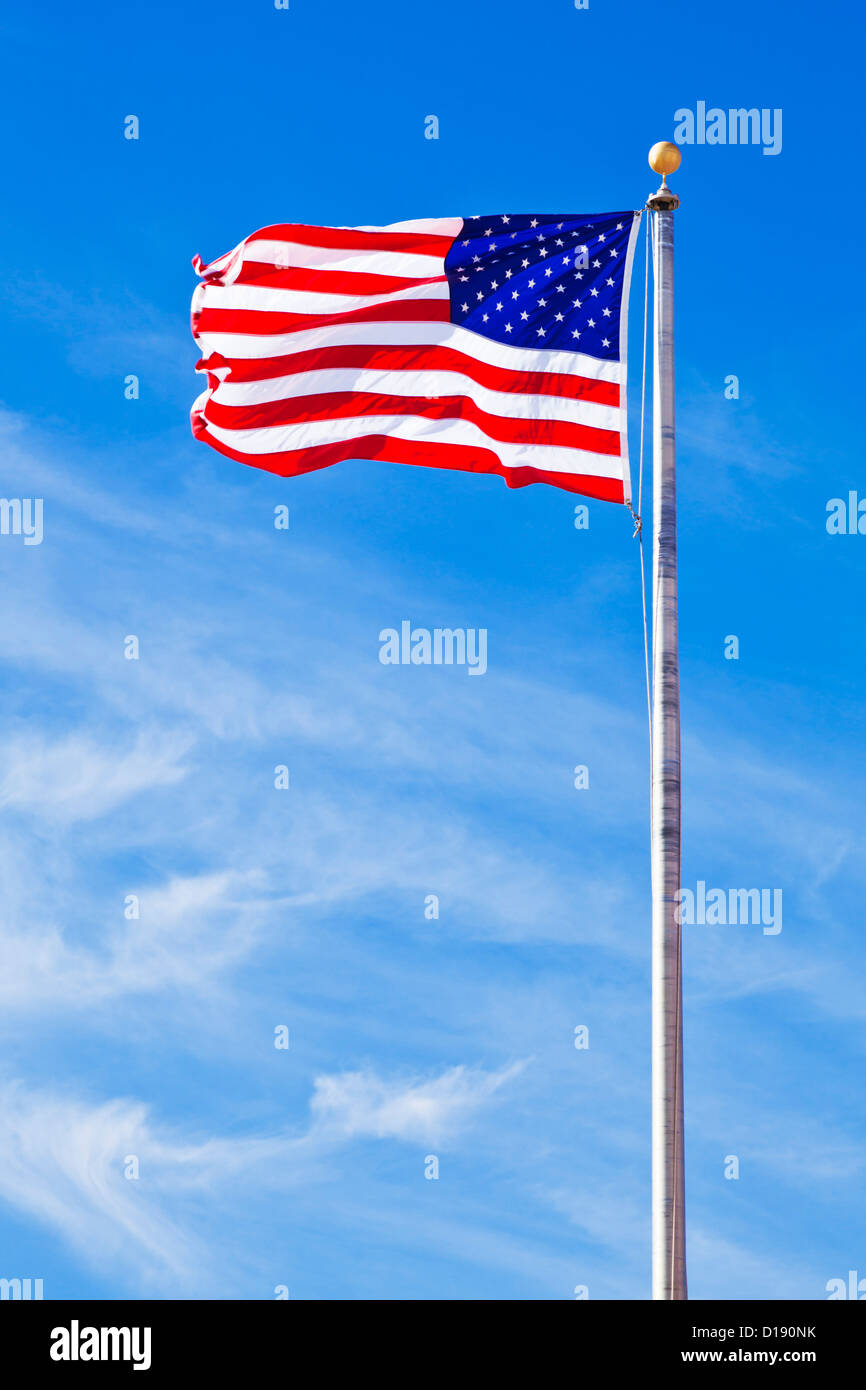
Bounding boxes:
309 1061 526 1146
0 1083 205 1291
0 866 269 1012
0 730 190 822
0 1062 526 1294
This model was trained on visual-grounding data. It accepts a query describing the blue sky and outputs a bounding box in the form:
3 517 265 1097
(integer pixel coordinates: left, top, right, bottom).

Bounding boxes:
0 0 864 1300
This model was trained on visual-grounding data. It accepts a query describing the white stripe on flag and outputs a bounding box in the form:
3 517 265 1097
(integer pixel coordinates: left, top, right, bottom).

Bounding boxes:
199 412 621 478
237 241 449 278
210 368 621 432
202 280 450 315
194 318 624 384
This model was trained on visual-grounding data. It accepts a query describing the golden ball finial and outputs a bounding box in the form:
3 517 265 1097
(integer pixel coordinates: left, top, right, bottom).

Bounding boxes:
648 141 681 177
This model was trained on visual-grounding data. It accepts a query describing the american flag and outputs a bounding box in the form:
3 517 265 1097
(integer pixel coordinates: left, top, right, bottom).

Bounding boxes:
191 210 640 503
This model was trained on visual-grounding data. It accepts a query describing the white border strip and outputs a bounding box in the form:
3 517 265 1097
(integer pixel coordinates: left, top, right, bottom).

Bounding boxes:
618 210 642 505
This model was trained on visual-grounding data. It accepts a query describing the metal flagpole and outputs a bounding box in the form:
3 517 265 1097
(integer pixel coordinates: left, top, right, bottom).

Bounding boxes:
646 142 687 1300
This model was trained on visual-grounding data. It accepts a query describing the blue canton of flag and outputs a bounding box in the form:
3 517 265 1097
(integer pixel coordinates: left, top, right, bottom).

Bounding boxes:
445 211 638 360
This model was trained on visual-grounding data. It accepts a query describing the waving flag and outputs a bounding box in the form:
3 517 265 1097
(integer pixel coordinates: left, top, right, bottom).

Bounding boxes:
191 211 639 502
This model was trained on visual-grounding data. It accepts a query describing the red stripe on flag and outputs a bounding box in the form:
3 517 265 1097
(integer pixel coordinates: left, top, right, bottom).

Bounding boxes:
232 263 447 296
197 345 619 407
194 301 451 336
190 415 625 503
244 224 455 257
201 392 621 456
